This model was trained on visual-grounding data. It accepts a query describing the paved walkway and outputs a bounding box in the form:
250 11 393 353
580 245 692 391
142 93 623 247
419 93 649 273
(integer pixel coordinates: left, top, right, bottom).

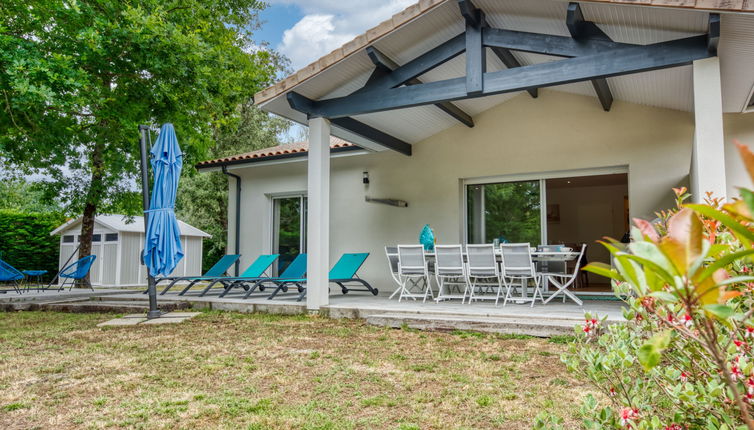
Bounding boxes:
97 312 201 327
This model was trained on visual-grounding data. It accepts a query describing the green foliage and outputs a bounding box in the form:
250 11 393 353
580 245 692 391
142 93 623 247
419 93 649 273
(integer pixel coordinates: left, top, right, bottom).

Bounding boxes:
0 209 66 279
0 177 61 213
468 181 541 244
0 0 284 251
566 143 754 430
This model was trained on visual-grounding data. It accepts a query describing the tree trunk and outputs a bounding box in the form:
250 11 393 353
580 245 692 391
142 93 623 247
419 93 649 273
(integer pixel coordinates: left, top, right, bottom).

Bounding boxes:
78 141 105 288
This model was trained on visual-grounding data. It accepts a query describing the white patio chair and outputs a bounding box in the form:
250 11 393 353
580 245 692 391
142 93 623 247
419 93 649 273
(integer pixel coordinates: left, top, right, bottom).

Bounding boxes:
465 244 503 304
385 246 402 299
397 245 433 302
434 245 468 302
535 245 567 294
498 243 542 307
542 244 587 306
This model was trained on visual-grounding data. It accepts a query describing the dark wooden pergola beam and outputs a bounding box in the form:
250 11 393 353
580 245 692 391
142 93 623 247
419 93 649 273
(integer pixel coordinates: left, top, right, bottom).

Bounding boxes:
293 35 711 119
460 0 486 96
286 92 412 156
366 46 474 128
355 34 466 92
566 2 613 111
482 27 636 57
460 0 537 98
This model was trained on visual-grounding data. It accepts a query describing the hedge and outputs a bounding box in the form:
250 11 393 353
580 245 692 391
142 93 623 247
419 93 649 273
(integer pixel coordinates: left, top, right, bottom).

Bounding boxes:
0 210 67 281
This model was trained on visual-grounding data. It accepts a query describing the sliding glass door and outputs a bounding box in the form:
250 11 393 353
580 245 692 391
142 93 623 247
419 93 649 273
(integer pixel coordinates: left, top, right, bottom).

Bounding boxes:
272 196 307 274
466 180 542 245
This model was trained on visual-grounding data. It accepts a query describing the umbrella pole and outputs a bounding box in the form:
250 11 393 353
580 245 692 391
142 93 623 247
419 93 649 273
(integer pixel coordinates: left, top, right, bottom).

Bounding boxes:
139 125 162 319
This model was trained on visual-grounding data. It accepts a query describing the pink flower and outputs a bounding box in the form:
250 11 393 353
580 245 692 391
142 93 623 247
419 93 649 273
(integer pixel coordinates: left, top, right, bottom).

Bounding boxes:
664 425 685 430
731 365 744 381
680 372 688 383
682 314 693 328
619 407 639 427
582 316 601 338
609 387 617 397
745 326 754 339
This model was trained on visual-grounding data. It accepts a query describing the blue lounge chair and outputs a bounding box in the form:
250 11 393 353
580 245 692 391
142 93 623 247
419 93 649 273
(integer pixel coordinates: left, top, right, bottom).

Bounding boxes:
157 254 240 295
58 255 97 291
240 253 308 300
188 254 279 297
0 258 24 294
268 253 377 301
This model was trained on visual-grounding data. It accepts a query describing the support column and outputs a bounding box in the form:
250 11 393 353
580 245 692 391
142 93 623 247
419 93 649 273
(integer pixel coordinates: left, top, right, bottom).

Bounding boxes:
691 57 726 202
306 117 331 310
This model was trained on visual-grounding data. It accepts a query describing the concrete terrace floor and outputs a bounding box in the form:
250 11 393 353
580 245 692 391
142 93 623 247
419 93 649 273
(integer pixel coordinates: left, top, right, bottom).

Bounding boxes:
0 285 625 336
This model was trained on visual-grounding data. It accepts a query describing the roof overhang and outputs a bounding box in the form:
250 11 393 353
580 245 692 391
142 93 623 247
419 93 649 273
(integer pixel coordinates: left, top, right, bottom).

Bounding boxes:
196 144 366 171
255 0 754 156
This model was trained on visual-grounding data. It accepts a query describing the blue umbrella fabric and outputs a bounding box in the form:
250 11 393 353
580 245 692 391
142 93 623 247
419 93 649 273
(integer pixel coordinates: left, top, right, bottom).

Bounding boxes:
142 123 184 276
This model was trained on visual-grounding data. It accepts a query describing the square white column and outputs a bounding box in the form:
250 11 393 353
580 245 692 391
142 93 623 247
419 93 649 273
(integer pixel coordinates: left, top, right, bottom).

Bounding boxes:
306 117 331 310
691 57 727 202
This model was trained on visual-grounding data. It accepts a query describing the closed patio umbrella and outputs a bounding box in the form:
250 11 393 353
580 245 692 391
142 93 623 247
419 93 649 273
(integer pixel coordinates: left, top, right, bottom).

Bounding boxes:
143 123 184 277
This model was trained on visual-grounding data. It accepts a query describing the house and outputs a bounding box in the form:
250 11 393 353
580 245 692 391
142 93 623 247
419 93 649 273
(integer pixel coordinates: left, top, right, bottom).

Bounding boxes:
197 0 754 311
51 215 210 287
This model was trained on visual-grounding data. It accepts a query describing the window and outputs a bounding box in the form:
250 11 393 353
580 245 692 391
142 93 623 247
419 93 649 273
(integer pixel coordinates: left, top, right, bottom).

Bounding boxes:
63 235 74 243
92 234 102 242
105 233 119 242
466 180 542 245
272 195 307 274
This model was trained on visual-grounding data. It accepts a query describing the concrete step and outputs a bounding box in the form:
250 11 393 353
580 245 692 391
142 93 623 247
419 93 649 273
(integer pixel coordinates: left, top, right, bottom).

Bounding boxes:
1 298 190 313
365 312 580 337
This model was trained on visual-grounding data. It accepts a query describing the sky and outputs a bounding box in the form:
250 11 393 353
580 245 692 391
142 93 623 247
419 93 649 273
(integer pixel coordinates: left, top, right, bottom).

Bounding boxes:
257 0 416 71
255 0 415 141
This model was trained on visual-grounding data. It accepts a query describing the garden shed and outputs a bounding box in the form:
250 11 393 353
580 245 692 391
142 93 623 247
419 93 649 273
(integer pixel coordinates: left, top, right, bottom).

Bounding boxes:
50 214 210 287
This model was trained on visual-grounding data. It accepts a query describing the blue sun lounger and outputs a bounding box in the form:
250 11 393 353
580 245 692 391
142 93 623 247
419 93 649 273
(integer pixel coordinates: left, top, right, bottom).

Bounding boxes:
267 253 377 301
238 253 308 300
156 254 240 295
187 254 279 297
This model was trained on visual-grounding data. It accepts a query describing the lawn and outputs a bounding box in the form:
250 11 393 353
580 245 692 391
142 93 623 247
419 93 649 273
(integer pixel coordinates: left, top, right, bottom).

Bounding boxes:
0 311 593 429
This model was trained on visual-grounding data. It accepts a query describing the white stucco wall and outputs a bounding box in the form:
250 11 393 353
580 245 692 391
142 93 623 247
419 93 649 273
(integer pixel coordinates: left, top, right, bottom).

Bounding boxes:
226 90 712 293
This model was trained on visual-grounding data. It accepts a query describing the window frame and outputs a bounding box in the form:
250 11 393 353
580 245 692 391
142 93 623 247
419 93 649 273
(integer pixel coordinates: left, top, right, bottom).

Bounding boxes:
461 166 629 245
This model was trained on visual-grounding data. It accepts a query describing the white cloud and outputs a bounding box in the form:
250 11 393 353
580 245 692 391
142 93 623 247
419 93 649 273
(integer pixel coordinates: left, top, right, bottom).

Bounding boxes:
273 0 416 69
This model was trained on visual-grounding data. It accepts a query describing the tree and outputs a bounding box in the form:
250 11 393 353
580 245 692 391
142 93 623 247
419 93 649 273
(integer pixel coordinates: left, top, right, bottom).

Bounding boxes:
176 103 290 272
0 0 281 281
0 177 62 213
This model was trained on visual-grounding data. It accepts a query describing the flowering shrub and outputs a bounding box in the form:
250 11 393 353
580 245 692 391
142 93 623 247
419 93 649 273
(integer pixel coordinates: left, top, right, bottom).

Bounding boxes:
564 142 754 429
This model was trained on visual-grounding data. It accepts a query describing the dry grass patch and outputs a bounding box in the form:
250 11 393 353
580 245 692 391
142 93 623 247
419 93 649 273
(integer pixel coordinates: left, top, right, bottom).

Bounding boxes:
0 311 592 429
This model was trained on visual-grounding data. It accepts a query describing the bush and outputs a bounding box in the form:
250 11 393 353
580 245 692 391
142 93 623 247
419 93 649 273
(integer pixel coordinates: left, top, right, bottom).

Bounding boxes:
0 210 66 281
564 141 754 429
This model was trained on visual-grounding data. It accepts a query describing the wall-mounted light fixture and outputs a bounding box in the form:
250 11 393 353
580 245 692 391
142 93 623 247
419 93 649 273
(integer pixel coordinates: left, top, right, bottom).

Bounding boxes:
363 171 370 185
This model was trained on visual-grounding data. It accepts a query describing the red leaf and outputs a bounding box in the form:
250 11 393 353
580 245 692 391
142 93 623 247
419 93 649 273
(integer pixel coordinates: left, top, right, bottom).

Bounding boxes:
633 218 659 243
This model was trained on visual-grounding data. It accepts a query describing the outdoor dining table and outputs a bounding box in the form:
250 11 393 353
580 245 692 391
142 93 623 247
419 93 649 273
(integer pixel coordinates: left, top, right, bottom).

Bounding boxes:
422 249 581 304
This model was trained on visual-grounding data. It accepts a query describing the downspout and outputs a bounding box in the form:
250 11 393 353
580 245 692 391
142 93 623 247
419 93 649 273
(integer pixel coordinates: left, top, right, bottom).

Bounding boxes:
222 166 242 276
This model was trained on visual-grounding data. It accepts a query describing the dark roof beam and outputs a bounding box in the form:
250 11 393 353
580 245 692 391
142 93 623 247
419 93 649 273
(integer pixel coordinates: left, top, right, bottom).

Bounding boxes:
287 92 412 156
300 35 711 118
567 2 613 111
365 46 474 128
